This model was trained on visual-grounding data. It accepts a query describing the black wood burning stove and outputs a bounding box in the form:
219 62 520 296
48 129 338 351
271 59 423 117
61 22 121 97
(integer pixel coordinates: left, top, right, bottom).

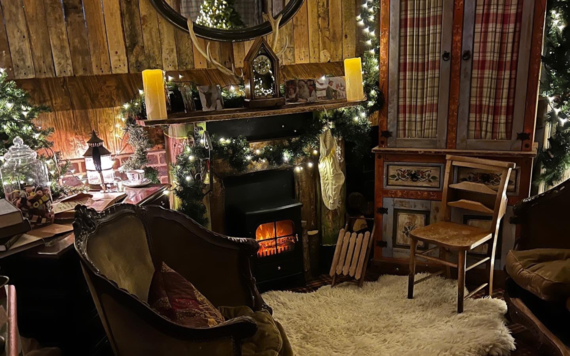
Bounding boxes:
225 169 304 288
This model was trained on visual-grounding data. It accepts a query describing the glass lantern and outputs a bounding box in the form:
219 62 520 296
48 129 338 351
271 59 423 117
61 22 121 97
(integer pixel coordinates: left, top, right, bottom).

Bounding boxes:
0 137 54 226
83 130 114 188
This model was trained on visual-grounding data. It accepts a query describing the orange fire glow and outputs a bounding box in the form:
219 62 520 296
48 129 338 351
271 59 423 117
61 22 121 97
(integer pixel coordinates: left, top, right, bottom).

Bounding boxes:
255 220 296 257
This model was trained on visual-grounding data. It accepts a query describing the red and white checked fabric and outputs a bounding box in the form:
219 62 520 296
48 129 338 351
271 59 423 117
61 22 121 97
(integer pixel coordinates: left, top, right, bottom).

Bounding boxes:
398 0 443 139
468 0 523 140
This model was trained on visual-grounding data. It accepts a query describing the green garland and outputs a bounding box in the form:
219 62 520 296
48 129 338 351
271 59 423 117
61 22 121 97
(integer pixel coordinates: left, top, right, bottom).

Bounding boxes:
118 92 160 183
173 0 382 223
536 2 570 186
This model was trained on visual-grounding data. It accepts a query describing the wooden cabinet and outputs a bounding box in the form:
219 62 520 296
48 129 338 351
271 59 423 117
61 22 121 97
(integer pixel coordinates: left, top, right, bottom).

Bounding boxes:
385 0 539 151
374 0 547 267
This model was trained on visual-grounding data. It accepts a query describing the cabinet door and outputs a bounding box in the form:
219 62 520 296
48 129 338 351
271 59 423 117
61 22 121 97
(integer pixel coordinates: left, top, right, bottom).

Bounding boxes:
456 0 534 150
387 0 453 148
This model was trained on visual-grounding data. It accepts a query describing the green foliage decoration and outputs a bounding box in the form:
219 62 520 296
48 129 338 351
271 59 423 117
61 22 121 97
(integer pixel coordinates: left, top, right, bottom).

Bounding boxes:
196 0 245 30
536 3 570 186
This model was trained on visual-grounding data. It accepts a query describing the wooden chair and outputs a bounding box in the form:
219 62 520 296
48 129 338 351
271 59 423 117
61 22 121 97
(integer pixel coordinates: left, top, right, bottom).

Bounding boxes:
407 155 515 313
330 216 375 287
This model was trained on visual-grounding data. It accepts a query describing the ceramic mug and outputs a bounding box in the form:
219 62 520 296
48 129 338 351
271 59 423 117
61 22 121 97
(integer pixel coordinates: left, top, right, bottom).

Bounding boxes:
126 169 145 184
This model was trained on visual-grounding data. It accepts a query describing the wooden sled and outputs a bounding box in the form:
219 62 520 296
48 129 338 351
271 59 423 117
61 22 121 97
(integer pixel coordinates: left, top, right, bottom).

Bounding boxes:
329 216 375 287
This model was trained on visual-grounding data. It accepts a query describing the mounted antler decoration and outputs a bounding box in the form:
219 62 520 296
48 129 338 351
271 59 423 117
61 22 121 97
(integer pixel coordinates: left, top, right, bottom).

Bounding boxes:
262 11 288 59
186 19 243 81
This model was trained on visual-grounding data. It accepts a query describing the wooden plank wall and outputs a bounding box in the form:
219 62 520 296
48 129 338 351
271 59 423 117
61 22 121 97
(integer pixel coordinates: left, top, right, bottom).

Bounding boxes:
0 0 361 80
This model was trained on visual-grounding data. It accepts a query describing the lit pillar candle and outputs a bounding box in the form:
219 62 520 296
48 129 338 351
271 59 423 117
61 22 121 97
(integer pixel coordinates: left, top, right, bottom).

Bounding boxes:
344 58 365 102
142 69 167 120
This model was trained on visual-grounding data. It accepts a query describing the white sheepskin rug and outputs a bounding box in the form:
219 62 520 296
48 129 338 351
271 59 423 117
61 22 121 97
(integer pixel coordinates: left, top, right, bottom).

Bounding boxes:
262 274 515 356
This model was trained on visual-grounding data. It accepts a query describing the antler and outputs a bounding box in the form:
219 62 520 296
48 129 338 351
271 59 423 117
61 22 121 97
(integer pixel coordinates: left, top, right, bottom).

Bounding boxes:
262 1 288 58
187 20 243 81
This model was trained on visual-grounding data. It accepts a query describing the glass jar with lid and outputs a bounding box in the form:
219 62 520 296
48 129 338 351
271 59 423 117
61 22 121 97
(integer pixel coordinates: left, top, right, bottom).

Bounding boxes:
0 137 53 226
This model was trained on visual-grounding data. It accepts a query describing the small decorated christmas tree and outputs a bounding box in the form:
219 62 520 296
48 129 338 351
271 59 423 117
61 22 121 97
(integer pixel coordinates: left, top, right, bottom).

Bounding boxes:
0 70 52 156
0 70 61 199
196 0 245 30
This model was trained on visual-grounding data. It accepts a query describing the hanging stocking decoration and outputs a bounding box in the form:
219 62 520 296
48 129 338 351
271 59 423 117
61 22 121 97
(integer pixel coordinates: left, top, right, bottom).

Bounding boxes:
318 129 345 210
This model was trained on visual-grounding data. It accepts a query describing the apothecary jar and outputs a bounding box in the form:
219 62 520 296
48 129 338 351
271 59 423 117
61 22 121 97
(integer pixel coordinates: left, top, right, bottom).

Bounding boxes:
1 137 53 225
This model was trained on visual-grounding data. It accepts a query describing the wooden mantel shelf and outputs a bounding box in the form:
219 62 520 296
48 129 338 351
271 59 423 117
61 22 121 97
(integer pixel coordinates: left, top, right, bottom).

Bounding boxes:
372 146 537 158
137 99 364 126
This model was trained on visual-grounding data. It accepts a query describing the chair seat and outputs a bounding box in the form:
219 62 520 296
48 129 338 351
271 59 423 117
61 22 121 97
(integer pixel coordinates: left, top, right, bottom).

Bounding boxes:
410 222 492 250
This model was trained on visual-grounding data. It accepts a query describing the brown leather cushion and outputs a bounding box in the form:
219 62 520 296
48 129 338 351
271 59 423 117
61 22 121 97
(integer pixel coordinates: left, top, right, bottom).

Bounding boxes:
148 262 224 328
506 249 570 302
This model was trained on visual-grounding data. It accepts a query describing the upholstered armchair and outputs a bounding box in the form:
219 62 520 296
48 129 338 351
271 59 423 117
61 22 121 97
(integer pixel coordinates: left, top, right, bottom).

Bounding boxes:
507 180 570 356
73 204 267 356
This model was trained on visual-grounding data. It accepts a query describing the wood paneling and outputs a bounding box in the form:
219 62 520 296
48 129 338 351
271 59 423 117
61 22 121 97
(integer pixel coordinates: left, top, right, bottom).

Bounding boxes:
84 0 112 75
1 0 34 78
293 1 309 63
120 0 148 72
63 0 94 76
0 4 14 79
45 0 74 77
0 0 361 79
102 0 128 74
22 0 55 78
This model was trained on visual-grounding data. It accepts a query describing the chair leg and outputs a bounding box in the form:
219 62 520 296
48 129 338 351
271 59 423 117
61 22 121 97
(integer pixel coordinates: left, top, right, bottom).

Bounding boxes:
457 250 467 313
408 239 418 299
439 247 451 279
486 235 499 296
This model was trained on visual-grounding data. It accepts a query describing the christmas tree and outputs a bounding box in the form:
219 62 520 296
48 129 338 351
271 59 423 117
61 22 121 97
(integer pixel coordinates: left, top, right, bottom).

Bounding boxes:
536 3 570 186
196 0 245 30
0 70 52 156
0 70 61 199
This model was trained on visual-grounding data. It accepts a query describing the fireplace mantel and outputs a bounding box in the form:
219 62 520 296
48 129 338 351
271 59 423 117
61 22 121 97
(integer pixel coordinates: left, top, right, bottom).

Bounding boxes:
137 99 365 126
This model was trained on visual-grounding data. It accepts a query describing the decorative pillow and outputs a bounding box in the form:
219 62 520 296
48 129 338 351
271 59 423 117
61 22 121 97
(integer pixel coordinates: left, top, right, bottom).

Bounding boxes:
148 262 224 328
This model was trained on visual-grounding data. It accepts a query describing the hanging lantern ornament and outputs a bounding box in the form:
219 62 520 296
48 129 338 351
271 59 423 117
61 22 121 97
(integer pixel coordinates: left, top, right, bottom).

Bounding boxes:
83 130 114 189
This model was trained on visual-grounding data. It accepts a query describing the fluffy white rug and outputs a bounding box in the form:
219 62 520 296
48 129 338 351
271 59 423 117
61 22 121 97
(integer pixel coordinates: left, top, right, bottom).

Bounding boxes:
262 274 515 356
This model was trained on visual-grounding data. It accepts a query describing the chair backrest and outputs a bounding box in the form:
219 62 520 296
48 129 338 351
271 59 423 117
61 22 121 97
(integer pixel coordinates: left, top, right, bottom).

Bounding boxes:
440 155 515 234
74 205 155 301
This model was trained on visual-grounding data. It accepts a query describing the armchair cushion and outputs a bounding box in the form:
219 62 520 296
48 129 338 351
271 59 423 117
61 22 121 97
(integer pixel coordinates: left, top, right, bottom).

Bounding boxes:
220 306 293 356
148 262 224 328
506 249 570 302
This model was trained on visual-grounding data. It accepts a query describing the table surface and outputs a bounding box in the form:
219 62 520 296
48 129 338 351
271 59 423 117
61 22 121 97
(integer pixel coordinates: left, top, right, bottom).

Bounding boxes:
0 184 169 259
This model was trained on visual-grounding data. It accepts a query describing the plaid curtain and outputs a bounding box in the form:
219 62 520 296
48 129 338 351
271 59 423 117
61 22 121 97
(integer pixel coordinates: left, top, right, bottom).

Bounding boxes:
468 0 523 140
397 0 443 139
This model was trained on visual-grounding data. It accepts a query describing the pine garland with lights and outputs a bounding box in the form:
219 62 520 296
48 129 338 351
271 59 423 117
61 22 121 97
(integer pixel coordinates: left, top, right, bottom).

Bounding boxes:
171 0 382 223
536 2 570 186
196 0 245 30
